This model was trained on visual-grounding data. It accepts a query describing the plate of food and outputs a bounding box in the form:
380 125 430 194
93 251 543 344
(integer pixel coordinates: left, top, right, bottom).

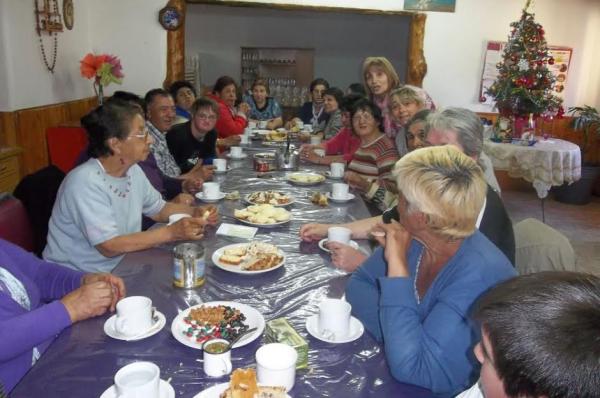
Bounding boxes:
264 130 288 142
245 191 295 206
212 241 285 274
171 301 265 350
194 369 290 398
286 172 325 186
234 204 291 227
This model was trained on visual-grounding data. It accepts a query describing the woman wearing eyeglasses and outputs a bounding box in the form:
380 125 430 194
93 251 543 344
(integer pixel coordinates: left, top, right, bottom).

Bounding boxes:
344 98 400 212
167 97 220 173
43 99 218 273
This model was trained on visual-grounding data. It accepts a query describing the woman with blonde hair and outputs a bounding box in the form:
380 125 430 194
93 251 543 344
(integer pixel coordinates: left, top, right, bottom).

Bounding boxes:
388 86 427 155
346 145 515 396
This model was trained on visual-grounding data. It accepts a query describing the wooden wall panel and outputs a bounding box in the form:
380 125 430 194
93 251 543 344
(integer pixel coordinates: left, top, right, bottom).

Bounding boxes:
0 112 18 147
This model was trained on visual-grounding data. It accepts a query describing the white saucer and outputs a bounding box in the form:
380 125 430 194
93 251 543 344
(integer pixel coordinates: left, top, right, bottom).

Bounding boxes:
195 192 227 203
213 167 232 174
318 238 360 253
100 379 175 398
326 192 355 203
226 153 248 160
104 311 166 341
305 314 364 344
324 171 344 180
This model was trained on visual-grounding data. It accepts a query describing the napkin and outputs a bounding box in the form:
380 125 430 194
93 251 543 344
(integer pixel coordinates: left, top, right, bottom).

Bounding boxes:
216 223 258 239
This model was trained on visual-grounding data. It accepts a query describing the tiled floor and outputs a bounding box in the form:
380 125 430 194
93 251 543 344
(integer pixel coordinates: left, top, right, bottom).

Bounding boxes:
502 188 600 275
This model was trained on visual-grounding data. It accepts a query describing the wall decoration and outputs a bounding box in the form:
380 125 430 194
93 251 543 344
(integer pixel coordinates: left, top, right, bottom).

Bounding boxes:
159 6 183 31
403 0 456 13
34 0 63 73
63 0 74 30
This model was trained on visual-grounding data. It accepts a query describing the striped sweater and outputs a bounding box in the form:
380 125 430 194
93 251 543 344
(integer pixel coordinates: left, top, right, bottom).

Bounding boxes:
348 135 400 211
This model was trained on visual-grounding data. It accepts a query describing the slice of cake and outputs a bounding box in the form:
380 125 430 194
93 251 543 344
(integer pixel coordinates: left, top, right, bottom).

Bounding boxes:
219 369 286 398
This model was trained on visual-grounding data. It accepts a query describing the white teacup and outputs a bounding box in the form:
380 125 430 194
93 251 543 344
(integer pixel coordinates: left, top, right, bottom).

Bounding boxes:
240 135 250 145
115 296 153 337
213 158 227 172
327 226 351 245
256 343 298 392
314 148 325 157
331 183 350 200
244 127 253 135
202 182 221 199
230 146 243 158
303 124 313 133
258 120 268 129
318 298 352 341
248 121 257 129
168 213 191 225
330 162 345 178
295 120 304 129
203 338 232 378
114 361 160 398
310 136 322 145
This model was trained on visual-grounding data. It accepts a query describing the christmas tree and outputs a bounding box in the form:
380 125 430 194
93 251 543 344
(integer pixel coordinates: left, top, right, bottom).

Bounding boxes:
487 0 563 118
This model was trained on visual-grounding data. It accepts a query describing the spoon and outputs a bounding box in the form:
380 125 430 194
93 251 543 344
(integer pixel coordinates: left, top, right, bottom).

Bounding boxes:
229 327 258 347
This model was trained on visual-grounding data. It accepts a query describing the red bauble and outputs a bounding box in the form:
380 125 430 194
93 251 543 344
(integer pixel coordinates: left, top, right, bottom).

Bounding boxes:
479 96 487 103
536 60 543 66
548 58 555 65
539 28 545 35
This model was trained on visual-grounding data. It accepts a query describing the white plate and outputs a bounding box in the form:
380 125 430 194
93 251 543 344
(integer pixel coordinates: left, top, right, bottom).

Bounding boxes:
325 192 356 203
195 192 227 203
226 153 248 160
104 311 166 341
211 243 286 275
235 216 291 228
253 129 271 135
318 239 360 253
170 301 265 350
324 171 344 180
286 172 326 186
305 314 364 344
213 167 232 174
194 382 291 398
244 192 296 207
100 379 175 398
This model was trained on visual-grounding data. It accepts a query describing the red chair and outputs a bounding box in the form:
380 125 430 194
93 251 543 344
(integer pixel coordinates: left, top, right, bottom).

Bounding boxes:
0 195 34 253
46 126 88 173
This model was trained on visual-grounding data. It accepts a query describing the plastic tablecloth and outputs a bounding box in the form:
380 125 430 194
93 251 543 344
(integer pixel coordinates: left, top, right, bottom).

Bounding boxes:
12 143 432 398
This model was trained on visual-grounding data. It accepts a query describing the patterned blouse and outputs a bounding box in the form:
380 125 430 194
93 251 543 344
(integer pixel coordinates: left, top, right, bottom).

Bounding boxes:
147 120 181 178
244 95 282 121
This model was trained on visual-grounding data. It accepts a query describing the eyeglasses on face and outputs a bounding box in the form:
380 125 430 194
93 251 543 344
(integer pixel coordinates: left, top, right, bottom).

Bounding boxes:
128 127 150 140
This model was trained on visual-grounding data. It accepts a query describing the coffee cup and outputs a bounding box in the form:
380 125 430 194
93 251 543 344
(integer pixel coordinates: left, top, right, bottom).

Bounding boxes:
318 298 351 341
114 361 160 398
168 213 191 225
230 146 243 158
303 124 313 133
295 120 304 129
202 182 221 199
248 121 257 129
114 296 153 337
203 338 233 378
330 162 345 178
244 127 253 135
213 158 227 172
240 135 250 145
310 135 322 145
256 343 297 392
331 183 350 200
314 148 325 157
327 226 351 245
258 120 268 129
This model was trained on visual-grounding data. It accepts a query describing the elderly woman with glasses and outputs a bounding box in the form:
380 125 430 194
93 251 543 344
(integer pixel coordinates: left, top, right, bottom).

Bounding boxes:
346 146 515 397
343 98 400 212
43 99 218 273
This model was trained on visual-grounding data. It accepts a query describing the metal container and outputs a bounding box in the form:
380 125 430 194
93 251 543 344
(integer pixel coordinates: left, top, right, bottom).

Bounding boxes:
173 243 205 288
253 152 277 172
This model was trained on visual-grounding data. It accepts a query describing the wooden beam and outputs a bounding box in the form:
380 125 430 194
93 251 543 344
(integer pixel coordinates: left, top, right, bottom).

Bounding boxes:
407 13 427 87
164 0 187 89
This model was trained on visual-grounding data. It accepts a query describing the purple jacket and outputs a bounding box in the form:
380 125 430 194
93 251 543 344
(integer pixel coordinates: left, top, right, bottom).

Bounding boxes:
0 240 83 392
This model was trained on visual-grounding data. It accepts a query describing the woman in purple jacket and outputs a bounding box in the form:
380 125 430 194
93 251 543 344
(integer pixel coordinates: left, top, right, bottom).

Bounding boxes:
0 239 125 393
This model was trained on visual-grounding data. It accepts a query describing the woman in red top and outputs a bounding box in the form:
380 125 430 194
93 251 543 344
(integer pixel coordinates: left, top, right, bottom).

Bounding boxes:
208 76 249 139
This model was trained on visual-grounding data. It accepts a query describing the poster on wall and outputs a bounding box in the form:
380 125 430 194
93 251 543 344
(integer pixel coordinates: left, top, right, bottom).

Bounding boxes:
403 0 456 12
479 41 573 105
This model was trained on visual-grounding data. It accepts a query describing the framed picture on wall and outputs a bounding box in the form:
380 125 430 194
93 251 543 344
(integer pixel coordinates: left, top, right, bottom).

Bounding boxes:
403 0 456 12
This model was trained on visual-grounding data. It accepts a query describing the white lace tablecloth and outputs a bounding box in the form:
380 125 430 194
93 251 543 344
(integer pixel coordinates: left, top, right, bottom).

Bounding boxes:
483 137 581 199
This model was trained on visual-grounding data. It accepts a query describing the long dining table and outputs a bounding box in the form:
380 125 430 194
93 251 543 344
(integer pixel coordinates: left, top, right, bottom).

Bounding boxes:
11 140 433 398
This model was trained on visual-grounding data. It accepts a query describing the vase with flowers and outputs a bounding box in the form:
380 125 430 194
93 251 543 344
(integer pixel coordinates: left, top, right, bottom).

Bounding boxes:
80 53 124 105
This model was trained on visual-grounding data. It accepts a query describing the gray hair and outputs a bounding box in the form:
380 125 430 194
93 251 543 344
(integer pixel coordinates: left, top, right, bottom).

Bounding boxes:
425 107 484 159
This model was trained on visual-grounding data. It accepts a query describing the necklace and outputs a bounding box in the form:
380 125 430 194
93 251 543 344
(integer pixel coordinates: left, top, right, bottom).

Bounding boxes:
35 0 61 73
95 159 131 198
414 247 425 304
311 103 324 125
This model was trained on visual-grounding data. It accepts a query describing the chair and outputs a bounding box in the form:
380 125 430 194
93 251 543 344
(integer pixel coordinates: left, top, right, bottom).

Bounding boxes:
46 126 88 173
514 218 576 274
0 194 34 252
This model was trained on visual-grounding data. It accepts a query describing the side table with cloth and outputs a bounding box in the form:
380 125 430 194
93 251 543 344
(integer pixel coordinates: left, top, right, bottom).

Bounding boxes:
11 145 432 398
483 137 581 199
